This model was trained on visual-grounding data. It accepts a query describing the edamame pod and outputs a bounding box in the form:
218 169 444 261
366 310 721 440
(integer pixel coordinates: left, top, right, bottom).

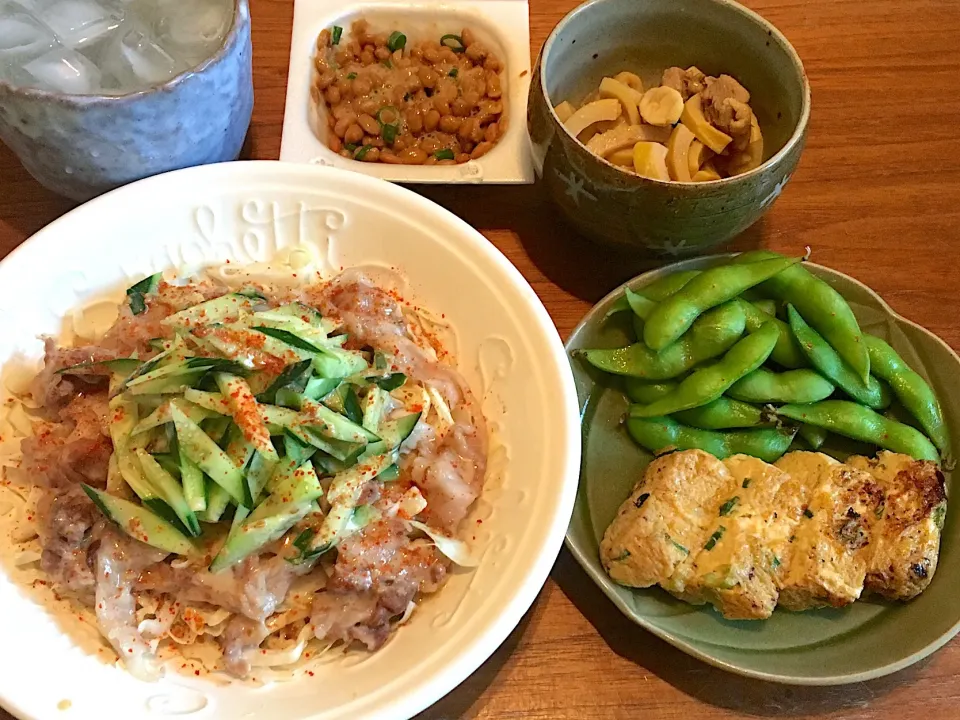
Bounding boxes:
626 416 797 463
865 335 949 453
625 288 657 320
630 321 779 417
751 299 777 316
624 380 766 429
798 424 828 450
776 400 939 462
734 250 870 384
786 304 888 409
624 378 676 403
727 368 835 404
577 302 746 379
734 298 807 369
644 256 802 351
604 270 700 318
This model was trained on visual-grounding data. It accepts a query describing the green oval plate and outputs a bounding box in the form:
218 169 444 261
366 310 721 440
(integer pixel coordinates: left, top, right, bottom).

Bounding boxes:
565 254 959 685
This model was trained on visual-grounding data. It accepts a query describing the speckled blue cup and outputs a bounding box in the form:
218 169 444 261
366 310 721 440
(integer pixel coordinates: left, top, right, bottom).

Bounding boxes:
0 0 254 201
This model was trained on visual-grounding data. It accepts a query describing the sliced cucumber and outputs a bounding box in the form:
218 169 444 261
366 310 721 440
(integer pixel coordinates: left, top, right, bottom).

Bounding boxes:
312 346 368 379
294 426 364 462
282 431 318 466
183 389 230 415
378 464 400 481
136 449 201 537
261 460 323 509
132 398 213 435
201 481 232 523
245 450 278 504
163 294 253 329
171 403 251 507
152 452 182 478
201 415 232 444
83 484 194 556
215 373 278 463
300 398 379 443
362 387 388 433
126 273 162 316
256 359 313 405
180 452 206 513
305 377 340 401
379 412 422 449
306 453 393 554
209 501 312 572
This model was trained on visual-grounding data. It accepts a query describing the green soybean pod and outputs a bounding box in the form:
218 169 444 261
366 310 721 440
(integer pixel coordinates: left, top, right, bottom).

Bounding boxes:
865 335 949 453
727 368 835 404
733 250 870 384
733 298 807 369
798 424 828 450
630 322 780 417
576 302 747 380
643 256 802 351
786 304 888 409
624 378 677 403
626 416 798 463
673 399 767 430
626 381 766 428
777 400 939 462
604 270 701 318
751 299 778 316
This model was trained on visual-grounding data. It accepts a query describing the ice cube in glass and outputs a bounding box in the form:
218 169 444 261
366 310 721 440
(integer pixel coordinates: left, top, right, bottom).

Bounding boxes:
0 7 58 63
102 24 177 89
156 0 231 59
39 0 122 48
22 46 100 93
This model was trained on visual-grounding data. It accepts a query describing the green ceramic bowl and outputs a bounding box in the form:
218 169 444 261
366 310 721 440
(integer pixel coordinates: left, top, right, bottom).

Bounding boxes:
528 0 810 257
566 254 960 685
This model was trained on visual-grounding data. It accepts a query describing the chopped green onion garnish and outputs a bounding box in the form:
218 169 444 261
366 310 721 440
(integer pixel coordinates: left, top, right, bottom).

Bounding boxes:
347 72 357 80
387 31 406 52
382 59 393 69
344 143 357 151
803 508 814 518
331 26 342 45
704 526 726 551
440 34 465 53
433 149 455 161
718 496 739 517
382 124 398 145
448 68 458 78
354 145 372 160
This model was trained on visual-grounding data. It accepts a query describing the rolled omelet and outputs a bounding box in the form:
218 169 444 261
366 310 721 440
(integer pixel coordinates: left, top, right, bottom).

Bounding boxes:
600 450 736 588
666 455 805 620
775 452 883 611
847 451 946 600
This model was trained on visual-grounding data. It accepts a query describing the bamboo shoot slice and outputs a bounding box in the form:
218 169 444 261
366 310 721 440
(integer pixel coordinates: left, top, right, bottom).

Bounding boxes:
586 123 672 158
693 165 723 182
614 71 644 93
554 101 576 123
633 142 670 181
687 139 715 176
607 148 635 166
599 77 643 125
666 124 696 181
639 86 684 126
564 98 622 138
680 93 732 154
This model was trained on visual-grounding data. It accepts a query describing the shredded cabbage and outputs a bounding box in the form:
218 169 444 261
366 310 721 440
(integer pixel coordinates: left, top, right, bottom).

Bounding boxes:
408 520 479 567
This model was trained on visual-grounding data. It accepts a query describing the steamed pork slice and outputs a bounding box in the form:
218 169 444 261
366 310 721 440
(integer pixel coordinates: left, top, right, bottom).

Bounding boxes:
847 452 947 600
775 452 884 611
666 455 803 620
600 450 736 588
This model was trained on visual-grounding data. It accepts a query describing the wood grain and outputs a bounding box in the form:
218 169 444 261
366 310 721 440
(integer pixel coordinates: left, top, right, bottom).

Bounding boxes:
2 0 960 717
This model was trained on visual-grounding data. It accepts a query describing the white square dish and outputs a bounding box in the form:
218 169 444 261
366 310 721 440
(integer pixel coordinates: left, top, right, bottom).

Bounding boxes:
280 0 534 184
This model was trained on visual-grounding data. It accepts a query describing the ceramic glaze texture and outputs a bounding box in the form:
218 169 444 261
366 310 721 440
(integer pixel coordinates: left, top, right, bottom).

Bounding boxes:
0 0 254 202
527 0 810 256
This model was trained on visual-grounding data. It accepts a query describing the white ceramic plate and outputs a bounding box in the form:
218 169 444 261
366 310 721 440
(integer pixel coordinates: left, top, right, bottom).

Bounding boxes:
0 162 579 720
280 0 535 184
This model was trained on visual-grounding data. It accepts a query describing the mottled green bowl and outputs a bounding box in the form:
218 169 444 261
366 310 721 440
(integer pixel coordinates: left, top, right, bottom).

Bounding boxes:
566 254 960 685
528 0 810 257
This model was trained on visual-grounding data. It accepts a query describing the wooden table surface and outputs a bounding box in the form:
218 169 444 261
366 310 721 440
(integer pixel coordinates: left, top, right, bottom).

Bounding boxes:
3 0 960 718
